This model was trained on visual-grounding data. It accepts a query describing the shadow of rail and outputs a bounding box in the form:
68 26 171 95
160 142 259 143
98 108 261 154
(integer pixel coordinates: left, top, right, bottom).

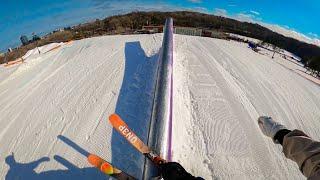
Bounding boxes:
111 41 159 179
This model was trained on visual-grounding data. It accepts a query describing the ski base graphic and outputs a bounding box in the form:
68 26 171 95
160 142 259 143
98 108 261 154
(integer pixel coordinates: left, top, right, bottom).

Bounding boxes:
109 114 166 165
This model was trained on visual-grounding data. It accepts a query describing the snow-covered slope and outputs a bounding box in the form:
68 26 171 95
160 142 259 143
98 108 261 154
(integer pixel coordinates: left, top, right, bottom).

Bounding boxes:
0 34 162 179
173 35 320 179
0 34 319 180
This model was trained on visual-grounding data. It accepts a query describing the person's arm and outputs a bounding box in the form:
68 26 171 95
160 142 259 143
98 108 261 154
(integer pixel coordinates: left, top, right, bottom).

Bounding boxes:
282 130 320 179
258 116 320 179
28 157 50 169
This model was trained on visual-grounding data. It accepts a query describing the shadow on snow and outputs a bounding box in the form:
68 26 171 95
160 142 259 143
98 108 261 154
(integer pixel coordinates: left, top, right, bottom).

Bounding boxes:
111 41 158 178
5 135 105 180
5 41 159 180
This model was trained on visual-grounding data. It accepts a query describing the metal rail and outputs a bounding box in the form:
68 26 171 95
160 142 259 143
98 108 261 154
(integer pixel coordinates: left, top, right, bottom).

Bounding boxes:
143 17 174 179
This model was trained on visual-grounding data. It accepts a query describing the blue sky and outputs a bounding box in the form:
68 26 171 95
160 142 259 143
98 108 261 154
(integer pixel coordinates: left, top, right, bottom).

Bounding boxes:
1 0 319 52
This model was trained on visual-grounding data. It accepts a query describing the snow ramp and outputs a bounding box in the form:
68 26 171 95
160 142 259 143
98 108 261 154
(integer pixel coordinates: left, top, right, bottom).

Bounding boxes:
0 34 163 179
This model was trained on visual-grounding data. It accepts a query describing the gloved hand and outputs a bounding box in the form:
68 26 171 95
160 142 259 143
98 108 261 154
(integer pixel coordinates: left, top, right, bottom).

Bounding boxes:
159 162 204 180
258 116 287 143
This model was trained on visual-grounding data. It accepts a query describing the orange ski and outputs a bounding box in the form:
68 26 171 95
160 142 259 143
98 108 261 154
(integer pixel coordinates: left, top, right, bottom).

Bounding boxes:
109 114 166 165
88 154 136 180
109 114 151 154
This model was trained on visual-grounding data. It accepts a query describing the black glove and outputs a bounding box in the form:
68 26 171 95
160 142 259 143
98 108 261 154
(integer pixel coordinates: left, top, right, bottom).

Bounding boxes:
159 162 204 180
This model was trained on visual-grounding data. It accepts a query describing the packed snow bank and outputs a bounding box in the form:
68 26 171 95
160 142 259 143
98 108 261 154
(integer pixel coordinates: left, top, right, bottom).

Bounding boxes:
0 34 162 179
172 35 320 179
22 43 65 60
1 33 320 180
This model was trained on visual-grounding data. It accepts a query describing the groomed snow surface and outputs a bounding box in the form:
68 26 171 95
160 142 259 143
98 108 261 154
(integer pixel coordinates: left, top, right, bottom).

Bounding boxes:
1 34 320 180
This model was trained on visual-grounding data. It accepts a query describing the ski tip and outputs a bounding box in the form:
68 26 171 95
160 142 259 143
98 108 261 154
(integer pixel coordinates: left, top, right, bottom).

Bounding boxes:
100 162 115 175
87 154 116 175
109 113 120 123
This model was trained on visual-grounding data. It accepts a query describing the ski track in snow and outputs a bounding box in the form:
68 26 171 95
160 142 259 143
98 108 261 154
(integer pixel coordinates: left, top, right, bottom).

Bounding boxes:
1 34 320 180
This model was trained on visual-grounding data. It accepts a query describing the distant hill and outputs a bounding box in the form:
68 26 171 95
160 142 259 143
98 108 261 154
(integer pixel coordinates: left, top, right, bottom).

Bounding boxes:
1 11 319 73
111 11 319 70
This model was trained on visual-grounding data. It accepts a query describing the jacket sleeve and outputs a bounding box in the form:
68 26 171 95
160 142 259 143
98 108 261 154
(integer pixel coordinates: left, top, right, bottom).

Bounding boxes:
283 129 320 179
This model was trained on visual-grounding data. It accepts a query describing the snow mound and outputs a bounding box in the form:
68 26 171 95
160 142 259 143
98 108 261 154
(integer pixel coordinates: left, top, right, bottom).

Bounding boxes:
22 43 65 60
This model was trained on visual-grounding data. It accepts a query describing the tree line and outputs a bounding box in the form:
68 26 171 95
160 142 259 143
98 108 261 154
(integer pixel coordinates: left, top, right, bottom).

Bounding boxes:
108 11 320 74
